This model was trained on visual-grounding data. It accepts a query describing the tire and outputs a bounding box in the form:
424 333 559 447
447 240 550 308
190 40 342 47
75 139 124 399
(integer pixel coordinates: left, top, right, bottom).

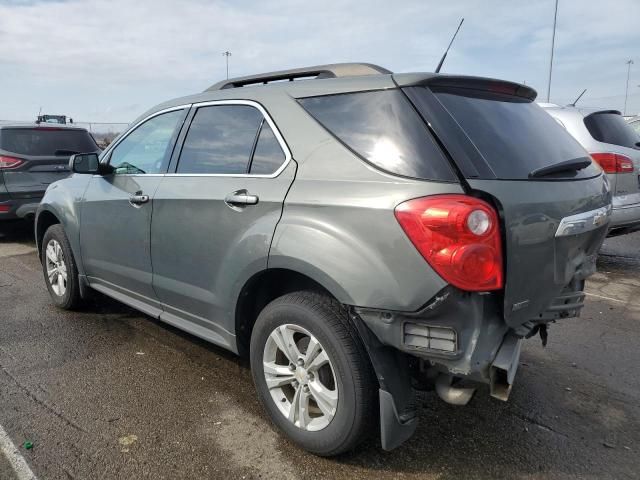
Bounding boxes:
41 224 82 310
250 291 377 456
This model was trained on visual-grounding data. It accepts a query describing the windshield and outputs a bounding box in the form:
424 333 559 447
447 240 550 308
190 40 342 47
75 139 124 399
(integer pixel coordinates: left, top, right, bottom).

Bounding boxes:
408 86 600 180
0 128 98 156
584 112 640 149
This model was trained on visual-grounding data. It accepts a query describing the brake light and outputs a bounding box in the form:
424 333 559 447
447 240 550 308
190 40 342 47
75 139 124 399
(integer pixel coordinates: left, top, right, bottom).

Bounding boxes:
395 195 503 291
0 155 24 169
591 153 634 173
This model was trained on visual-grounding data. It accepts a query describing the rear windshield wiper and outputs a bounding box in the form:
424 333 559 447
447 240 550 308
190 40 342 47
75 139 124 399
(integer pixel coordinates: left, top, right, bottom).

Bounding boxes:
529 157 592 178
54 149 80 156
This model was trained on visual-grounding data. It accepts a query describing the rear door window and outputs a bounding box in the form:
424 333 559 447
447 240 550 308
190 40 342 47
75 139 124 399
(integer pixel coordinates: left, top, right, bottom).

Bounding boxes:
0 128 98 156
584 112 640 149
177 105 263 174
414 86 599 180
298 90 457 181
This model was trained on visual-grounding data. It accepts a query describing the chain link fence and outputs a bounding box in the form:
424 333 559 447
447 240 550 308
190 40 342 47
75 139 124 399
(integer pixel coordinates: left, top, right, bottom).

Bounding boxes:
0 119 129 148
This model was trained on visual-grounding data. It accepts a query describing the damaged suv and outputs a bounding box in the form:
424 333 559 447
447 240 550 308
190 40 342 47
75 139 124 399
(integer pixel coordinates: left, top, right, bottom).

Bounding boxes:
36 63 611 455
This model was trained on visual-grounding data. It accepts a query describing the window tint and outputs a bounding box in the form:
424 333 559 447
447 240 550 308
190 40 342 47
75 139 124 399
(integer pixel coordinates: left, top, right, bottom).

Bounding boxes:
0 128 98 156
298 90 456 181
177 105 263 174
249 121 286 174
424 87 599 179
109 110 184 174
584 112 640 149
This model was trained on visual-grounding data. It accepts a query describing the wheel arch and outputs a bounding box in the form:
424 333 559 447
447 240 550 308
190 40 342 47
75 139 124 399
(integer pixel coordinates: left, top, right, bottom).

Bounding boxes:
36 208 62 256
234 267 348 357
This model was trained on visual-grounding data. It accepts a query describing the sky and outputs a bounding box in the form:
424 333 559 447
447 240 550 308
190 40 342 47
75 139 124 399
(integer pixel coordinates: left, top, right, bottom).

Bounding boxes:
0 0 639 124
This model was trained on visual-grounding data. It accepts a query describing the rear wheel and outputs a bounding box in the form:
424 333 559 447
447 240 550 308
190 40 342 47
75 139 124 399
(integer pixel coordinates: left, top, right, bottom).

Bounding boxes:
41 224 82 310
250 291 377 456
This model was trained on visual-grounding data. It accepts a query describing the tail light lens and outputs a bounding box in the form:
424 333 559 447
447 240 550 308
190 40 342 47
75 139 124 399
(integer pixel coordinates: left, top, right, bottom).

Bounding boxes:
0 155 24 169
591 153 634 173
395 194 503 291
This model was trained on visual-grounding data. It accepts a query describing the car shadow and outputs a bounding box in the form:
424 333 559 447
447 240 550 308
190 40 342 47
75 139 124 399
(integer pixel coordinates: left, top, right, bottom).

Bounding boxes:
0 218 36 245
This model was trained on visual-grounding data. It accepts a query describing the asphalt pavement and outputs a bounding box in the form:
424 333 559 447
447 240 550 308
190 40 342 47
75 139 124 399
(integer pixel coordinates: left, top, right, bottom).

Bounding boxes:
0 219 639 479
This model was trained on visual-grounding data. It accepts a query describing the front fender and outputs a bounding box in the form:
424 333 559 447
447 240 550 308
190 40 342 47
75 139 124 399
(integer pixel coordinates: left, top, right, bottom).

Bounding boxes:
36 175 91 276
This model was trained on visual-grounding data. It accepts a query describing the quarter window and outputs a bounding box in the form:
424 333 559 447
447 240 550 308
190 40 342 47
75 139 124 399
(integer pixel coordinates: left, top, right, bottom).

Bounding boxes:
249 121 286 174
299 90 456 181
109 109 184 174
177 105 263 174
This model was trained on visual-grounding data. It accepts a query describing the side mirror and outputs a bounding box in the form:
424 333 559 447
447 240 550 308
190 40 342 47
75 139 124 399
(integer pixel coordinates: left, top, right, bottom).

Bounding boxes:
69 153 100 174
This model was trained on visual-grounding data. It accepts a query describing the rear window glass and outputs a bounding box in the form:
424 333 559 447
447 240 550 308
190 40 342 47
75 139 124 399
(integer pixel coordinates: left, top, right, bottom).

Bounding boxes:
584 112 640 149
0 128 98 156
425 87 599 180
298 90 456 181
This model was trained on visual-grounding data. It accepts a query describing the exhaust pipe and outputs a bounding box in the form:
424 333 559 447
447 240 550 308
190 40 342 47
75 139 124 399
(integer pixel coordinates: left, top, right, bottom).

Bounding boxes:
435 374 475 406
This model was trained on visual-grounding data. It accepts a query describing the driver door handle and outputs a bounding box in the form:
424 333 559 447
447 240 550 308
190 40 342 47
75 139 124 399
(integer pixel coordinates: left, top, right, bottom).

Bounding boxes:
224 191 259 207
129 193 150 206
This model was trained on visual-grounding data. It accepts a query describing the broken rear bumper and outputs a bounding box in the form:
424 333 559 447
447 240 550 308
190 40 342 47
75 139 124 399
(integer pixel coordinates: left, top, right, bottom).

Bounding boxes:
355 288 510 387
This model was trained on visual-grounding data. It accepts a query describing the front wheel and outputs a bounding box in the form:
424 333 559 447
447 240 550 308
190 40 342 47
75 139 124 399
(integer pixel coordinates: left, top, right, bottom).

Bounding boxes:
41 224 82 310
250 291 377 456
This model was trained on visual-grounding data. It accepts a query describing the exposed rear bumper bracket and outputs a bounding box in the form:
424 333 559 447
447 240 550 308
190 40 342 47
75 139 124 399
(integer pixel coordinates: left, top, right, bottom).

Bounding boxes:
490 333 522 401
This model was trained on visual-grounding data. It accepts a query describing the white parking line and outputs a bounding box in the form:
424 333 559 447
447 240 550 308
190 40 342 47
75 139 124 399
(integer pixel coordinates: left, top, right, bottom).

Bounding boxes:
0 424 37 480
585 291 629 304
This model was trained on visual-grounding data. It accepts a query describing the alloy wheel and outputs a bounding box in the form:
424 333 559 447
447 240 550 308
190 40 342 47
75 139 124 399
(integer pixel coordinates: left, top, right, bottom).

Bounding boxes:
45 239 67 296
262 324 338 431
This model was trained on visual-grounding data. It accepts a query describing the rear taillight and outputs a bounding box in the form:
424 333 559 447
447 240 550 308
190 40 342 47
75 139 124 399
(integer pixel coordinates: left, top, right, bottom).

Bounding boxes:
591 153 634 173
0 155 24 169
394 194 503 291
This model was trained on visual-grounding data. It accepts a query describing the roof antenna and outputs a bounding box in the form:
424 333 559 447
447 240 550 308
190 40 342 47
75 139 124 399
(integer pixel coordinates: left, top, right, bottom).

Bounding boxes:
435 18 464 73
569 88 587 106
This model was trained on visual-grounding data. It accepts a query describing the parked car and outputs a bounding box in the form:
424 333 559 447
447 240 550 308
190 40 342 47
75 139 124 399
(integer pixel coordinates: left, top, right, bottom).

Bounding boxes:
628 115 640 136
36 64 611 455
542 105 640 236
0 124 100 220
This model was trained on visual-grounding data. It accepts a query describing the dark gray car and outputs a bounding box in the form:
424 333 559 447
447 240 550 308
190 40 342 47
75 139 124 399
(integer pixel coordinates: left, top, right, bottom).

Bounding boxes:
0 124 100 219
35 64 612 455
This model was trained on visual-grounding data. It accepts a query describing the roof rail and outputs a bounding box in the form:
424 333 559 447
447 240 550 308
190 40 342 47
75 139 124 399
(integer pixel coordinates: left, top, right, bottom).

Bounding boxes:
205 63 392 91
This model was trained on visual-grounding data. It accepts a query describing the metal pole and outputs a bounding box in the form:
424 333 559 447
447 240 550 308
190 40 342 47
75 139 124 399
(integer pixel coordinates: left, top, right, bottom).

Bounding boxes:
222 51 232 79
546 0 559 102
623 59 633 115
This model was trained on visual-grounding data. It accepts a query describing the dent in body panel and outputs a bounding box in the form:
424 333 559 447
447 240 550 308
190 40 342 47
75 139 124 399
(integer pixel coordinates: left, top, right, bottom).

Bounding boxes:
468 177 610 327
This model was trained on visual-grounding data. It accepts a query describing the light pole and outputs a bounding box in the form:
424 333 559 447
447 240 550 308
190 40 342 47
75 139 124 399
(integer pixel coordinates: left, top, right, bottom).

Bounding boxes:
546 0 559 102
623 59 633 115
222 51 232 79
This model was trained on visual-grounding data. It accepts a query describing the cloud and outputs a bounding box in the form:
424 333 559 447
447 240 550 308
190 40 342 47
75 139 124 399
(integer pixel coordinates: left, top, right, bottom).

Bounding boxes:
0 0 638 121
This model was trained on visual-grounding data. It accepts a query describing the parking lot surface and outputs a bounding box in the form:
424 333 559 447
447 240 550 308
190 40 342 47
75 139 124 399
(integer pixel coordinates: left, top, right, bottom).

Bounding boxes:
1 220 639 479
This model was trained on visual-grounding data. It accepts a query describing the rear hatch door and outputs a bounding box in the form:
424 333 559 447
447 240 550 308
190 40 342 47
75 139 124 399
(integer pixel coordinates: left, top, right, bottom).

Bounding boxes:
0 126 99 198
402 77 612 328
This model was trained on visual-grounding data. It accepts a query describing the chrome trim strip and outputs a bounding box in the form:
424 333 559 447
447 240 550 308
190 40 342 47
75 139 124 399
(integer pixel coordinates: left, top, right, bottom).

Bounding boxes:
555 204 612 237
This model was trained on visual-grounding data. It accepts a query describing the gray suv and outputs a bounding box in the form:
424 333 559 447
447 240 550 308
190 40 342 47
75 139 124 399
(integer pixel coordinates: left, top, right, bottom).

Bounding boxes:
36 64 612 455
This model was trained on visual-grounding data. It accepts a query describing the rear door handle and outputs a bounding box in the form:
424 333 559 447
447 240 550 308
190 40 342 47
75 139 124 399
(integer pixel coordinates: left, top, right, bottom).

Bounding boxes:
224 191 259 207
129 193 150 206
